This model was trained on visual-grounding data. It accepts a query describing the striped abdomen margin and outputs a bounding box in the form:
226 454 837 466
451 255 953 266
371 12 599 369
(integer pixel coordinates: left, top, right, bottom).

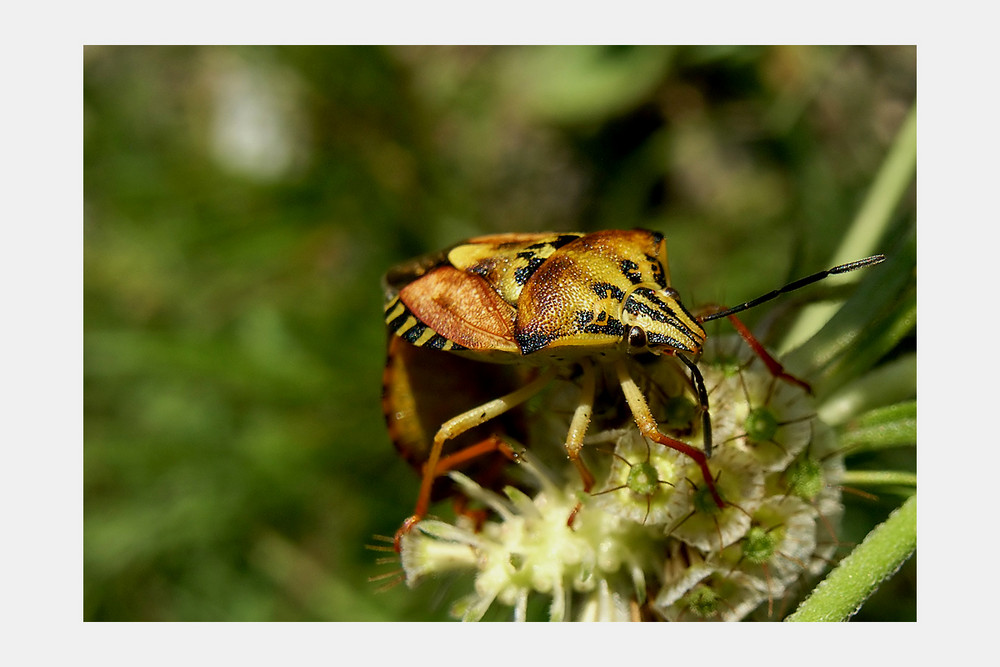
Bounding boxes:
384 295 468 352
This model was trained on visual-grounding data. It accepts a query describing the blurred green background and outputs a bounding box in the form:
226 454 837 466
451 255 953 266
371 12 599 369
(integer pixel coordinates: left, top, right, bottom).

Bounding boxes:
84 45 915 621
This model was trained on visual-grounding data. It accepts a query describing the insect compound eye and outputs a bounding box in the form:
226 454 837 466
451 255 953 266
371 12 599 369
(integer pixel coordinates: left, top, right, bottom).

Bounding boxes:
627 325 647 350
662 287 679 299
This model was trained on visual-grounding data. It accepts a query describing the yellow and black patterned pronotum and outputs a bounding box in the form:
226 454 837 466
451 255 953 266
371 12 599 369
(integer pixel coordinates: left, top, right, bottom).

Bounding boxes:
381 228 884 549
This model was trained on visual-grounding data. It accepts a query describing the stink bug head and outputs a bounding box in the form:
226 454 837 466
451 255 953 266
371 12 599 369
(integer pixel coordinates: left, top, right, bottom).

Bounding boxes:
619 283 706 357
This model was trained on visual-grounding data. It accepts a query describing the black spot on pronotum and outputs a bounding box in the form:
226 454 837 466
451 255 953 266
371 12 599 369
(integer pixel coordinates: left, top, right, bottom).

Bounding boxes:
620 259 642 284
574 310 595 329
592 282 626 301
646 255 667 287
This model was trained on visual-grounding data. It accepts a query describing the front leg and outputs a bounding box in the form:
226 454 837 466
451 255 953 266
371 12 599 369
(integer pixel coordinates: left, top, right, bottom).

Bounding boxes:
615 358 725 509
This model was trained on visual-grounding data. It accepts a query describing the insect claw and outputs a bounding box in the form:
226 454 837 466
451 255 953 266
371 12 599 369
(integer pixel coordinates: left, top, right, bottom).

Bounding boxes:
393 515 422 553
566 502 583 530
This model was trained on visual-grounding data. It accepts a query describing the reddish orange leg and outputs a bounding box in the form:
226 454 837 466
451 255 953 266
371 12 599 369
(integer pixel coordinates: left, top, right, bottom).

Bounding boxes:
696 304 812 394
725 313 811 392
430 434 520 530
704 308 812 393
616 358 725 509
695 255 888 391
427 434 518 476
394 369 557 552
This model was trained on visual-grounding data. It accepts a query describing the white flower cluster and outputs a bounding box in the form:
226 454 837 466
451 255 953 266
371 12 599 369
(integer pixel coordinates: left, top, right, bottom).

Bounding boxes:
398 337 844 621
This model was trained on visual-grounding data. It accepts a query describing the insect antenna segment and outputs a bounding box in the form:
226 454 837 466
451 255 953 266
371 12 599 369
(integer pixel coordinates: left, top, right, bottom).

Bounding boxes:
701 255 885 322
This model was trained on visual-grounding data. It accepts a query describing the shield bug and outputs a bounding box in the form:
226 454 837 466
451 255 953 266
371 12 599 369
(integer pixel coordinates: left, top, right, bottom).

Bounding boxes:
382 229 883 549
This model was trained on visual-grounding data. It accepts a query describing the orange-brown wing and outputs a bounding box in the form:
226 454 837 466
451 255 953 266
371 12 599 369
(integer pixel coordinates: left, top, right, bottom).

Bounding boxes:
394 265 520 354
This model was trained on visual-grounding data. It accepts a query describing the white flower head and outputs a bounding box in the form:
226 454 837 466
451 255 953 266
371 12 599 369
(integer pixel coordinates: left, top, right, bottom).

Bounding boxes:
396 335 846 621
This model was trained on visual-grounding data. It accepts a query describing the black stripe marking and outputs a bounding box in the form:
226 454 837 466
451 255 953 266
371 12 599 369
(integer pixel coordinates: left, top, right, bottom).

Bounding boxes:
517 331 558 355
624 288 703 341
514 255 548 285
402 321 429 344
646 331 690 350
592 282 626 301
620 259 642 284
387 309 411 332
624 288 676 324
384 296 403 316
547 234 581 250
425 334 449 350
583 317 624 338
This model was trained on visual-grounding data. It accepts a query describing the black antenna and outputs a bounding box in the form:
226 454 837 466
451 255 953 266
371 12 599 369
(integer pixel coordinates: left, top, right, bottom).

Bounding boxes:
677 354 713 457
701 254 886 323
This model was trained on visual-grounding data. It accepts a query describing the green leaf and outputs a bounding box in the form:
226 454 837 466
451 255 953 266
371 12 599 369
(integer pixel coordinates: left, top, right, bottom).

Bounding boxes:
838 470 916 492
786 495 916 622
839 401 917 454
784 229 916 397
780 105 916 353
818 354 915 426
503 46 674 124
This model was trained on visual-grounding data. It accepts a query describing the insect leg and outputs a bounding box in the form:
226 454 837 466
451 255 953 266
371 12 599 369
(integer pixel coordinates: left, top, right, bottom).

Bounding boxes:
615 358 725 509
703 309 811 393
395 367 558 550
429 433 518 476
676 354 713 457
437 434 519 532
564 359 596 491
